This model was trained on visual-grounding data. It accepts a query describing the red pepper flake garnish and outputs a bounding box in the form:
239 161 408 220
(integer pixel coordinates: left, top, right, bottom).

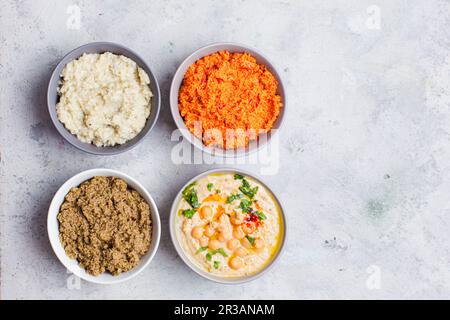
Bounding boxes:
245 214 263 229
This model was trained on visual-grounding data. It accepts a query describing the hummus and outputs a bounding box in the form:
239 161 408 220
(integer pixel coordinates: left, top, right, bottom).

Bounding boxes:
175 173 283 277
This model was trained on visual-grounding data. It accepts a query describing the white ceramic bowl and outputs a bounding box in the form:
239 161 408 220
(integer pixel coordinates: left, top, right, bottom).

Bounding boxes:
170 42 286 158
169 168 286 284
47 168 161 284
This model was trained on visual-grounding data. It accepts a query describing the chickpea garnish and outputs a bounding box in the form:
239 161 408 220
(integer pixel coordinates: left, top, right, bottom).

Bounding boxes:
199 205 213 219
227 238 240 250
208 239 223 250
229 256 244 270
242 223 256 234
191 226 204 240
234 246 248 257
199 236 209 247
230 214 244 225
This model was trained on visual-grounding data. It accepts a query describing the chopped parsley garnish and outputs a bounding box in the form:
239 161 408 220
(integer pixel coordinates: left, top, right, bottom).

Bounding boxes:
182 209 196 219
252 211 266 220
245 235 255 246
206 248 228 261
215 248 228 257
239 178 259 199
238 199 253 212
234 174 244 180
182 181 200 210
226 193 243 204
196 246 208 254
213 261 220 269
182 181 196 195
207 183 214 191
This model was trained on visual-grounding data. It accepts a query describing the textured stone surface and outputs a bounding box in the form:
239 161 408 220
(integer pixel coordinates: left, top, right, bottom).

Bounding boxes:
1 0 450 299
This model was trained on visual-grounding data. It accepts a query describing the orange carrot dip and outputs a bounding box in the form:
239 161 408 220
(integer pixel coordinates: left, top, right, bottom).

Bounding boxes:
178 50 282 149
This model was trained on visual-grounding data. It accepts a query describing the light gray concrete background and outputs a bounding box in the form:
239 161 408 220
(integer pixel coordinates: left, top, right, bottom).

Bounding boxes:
1 0 450 299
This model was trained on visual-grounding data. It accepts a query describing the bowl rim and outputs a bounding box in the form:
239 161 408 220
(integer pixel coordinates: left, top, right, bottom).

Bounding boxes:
169 42 286 158
47 168 161 284
169 167 287 284
47 41 161 156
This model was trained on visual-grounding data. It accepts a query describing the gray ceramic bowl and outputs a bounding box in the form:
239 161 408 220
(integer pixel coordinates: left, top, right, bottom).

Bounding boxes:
170 42 286 158
47 42 161 155
169 168 286 284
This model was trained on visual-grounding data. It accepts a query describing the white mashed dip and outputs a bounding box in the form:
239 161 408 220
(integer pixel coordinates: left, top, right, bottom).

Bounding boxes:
56 52 152 146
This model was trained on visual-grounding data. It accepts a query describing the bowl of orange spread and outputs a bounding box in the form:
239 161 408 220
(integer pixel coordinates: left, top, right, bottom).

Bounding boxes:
170 43 285 157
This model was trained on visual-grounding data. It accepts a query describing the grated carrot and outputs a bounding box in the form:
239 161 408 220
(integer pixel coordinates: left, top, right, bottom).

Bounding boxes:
178 50 282 149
